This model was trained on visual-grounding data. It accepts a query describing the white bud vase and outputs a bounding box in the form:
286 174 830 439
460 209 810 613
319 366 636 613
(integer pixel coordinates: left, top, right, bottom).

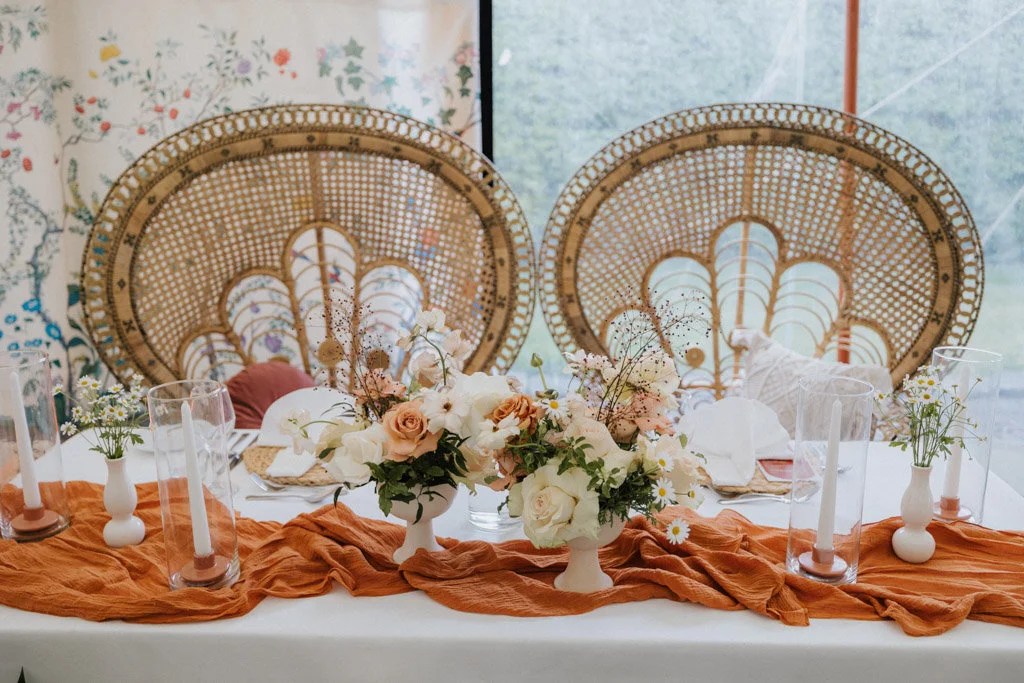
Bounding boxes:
387 484 457 564
103 457 145 547
554 517 626 593
892 464 935 563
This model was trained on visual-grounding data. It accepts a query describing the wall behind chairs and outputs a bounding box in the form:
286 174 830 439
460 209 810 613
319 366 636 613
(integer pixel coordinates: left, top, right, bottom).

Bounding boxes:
0 0 480 396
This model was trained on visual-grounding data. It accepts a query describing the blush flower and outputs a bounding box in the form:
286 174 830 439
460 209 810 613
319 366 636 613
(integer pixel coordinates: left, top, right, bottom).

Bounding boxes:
381 399 440 461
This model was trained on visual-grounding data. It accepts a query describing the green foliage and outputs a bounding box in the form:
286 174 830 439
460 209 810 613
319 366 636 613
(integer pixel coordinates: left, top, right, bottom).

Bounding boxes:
367 430 468 521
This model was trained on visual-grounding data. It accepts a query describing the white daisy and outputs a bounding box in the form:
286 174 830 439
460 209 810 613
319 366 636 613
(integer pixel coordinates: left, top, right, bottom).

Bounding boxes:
656 453 675 472
540 397 568 423
666 518 690 545
653 477 676 506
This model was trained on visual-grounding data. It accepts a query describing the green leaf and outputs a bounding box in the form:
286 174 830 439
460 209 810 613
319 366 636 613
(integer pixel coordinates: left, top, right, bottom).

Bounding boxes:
343 37 364 58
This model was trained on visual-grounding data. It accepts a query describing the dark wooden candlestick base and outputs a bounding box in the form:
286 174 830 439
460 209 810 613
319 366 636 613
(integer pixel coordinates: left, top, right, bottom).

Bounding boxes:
180 553 230 586
798 546 848 580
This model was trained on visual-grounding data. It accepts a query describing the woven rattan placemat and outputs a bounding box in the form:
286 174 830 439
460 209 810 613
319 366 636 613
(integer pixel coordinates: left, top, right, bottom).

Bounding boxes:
242 445 339 487
699 465 790 496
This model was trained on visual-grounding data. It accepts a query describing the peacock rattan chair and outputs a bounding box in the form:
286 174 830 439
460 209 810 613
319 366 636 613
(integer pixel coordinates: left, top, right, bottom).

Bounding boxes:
539 103 982 400
82 105 534 389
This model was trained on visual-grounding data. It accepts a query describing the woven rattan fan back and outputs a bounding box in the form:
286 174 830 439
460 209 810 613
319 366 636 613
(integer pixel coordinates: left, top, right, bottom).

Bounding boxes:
82 105 534 388
540 103 982 399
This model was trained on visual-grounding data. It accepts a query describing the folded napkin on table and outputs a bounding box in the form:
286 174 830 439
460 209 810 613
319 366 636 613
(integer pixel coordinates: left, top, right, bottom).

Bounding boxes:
265 447 317 478
679 397 789 487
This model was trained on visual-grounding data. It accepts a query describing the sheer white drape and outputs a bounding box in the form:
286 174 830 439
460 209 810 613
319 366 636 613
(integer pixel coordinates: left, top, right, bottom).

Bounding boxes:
494 0 1024 492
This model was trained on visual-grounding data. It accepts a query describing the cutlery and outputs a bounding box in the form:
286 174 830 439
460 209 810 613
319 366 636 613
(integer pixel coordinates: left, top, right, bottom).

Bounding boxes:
245 491 334 503
716 492 792 505
249 472 343 498
228 431 257 470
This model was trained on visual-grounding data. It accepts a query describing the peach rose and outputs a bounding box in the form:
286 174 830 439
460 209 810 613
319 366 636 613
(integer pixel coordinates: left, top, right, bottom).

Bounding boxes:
488 394 542 433
382 399 440 461
488 448 526 491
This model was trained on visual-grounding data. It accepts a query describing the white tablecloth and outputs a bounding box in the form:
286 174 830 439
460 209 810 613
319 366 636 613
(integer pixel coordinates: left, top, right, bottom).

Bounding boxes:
2 435 1023 683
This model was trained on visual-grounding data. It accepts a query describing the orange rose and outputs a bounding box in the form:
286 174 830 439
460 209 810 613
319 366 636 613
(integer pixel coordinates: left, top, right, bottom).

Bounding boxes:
382 399 440 461
488 394 542 432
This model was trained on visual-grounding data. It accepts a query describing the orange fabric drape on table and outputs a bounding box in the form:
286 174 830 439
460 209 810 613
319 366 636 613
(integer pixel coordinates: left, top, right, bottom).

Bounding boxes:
2 481 1024 635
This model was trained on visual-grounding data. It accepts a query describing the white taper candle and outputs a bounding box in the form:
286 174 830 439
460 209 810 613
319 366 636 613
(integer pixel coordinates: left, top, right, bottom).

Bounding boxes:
941 365 971 500
180 402 214 558
7 370 43 509
814 399 843 552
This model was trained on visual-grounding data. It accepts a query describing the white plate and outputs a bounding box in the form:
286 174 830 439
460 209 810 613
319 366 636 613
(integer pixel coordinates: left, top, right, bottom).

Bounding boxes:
258 387 353 447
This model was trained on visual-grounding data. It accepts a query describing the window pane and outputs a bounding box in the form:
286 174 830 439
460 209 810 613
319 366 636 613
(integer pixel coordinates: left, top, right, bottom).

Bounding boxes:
493 0 1024 492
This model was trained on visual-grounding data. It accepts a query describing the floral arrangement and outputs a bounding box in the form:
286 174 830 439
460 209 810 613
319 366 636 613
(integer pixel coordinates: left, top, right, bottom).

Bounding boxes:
479 348 704 549
57 374 147 459
315 309 510 519
883 365 979 468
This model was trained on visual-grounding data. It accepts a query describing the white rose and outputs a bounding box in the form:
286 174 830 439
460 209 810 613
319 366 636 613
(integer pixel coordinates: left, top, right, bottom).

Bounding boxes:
507 461 600 548
314 419 363 455
322 423 387 487
562 416 636 487
454 372 514 437
455 444 497 492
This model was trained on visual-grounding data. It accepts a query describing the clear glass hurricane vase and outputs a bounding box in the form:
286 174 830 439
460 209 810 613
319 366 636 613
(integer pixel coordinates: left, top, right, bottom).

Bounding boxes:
786 376 872 585
0 351 71 541
930 346 1002 523
148 380 239 589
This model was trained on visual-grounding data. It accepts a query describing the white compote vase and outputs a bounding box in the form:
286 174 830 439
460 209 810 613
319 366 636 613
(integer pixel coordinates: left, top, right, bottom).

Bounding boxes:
388 484 457 564
554 517 626 593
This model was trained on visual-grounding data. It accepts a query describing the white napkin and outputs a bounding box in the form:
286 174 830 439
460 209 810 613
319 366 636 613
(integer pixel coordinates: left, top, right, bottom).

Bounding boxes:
679 397 790 487
265 447 317 478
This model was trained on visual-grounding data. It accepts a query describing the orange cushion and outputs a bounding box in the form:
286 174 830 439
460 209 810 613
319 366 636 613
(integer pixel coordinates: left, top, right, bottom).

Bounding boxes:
225 361 314 429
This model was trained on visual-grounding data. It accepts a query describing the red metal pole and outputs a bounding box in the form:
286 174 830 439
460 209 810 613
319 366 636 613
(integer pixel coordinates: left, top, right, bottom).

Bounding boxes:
837 0 859 364
844 0 859 116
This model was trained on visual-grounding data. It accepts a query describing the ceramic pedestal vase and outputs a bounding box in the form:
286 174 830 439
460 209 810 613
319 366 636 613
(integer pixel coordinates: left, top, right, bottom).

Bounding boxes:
102 457 145 547
388 484 457 564
554 517 626 593
892 464 936 563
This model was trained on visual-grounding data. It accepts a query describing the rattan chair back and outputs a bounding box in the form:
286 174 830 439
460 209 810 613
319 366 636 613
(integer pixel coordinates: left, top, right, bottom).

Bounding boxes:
82 105 534 389
540 103 982 399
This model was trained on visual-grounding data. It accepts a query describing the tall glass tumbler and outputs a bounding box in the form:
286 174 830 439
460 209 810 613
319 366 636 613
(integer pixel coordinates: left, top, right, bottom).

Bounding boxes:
786 376 873 585
931 347 1002 524
148 380 239 589
468 485 520 532
0 351 70 541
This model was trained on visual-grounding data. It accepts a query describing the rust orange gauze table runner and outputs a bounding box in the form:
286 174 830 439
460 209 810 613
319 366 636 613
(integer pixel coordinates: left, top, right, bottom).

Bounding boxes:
2 481 1024 636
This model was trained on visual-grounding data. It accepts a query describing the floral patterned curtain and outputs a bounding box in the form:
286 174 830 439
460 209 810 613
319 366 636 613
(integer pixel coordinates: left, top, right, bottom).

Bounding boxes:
0 0 480 396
